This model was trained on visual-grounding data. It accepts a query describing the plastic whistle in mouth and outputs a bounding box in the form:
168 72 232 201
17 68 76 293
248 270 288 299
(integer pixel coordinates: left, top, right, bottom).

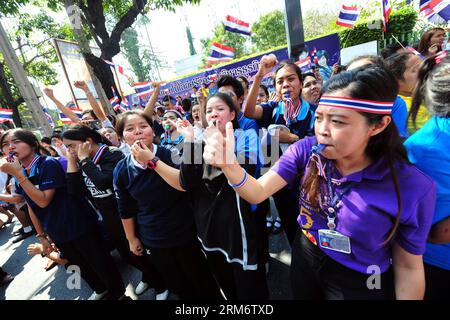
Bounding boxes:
7 152 17 161
164 125 171 130
311 144 326 154
283 92 291 99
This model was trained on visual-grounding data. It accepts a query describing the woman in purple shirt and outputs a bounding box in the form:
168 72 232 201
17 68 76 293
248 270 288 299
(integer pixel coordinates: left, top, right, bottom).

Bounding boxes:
204 64 436 300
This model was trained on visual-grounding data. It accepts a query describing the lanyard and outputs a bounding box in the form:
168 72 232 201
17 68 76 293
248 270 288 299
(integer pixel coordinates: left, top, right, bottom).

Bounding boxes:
92 145 107 165
323 161 354 230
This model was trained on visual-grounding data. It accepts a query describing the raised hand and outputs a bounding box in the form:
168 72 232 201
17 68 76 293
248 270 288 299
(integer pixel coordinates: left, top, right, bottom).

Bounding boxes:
203 122 235 168
73 80 89 92
268 91 281 103
43 88 54 99
174 119 194 142
0 155 22 176
257 54 278 78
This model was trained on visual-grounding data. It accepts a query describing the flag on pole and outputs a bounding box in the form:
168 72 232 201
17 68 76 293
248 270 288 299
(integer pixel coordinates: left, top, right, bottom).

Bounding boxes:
110 88 126 113
295 56 312 73
382 0 392 32
134 81 154 98
207 43 235 65
223 15 252 36
0 109 13 124
59 103 83 124
43 108 55 127
336 5 361 28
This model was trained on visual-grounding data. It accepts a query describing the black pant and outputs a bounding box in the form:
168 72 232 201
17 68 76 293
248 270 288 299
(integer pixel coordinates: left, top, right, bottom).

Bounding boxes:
144 241 222 300
290 230 395 300
425 263 450 300
205 250 269 300
58 228 125 299
273 187 300 245
98 206 155 284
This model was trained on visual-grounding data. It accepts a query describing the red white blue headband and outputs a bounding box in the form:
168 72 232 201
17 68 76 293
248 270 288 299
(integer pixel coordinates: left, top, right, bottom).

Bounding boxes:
318 96 394 115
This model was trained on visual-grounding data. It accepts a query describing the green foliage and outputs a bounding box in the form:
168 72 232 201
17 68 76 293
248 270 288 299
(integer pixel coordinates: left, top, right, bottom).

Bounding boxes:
121 27 155 82
338 5 418 48
251 10 286 52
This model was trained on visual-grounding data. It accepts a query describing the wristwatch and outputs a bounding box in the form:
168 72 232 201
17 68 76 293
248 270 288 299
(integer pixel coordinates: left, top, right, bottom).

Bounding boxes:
146 156 159 170
79 157 90 166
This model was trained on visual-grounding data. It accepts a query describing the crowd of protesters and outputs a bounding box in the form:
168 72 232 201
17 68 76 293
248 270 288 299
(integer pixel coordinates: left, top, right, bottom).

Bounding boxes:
0 27 448 300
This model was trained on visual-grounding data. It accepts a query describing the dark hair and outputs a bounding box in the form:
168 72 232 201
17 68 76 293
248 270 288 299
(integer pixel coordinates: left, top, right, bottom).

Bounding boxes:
305 65 406 245
115 110 154 139
207 92 240 129
163 95 175 104
345 55 386 70
302 72 317 81
181 98 192 112
82 109 98 120
0 129 40 153
380 43 406 59
236 76 250 89
273 60 303 88
51 133 63 141
384 51 415 81
418 28 445 56
410 53 450 128
41 136 52 145
259 84 269 97
62 123 111 146
216 75 245 100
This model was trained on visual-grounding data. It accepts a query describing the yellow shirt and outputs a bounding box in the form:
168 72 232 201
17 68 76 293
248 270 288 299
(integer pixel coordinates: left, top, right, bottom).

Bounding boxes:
399 95 432 134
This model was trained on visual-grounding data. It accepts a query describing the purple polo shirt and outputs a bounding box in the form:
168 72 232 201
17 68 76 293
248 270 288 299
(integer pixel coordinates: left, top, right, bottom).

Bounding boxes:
272 136 436 274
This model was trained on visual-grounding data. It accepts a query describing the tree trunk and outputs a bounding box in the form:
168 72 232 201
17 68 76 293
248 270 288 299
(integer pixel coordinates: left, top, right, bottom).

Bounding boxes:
0 62 23 127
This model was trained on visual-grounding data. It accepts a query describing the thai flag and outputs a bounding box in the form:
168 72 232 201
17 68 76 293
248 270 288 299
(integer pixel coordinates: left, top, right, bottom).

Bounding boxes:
134 81 154 98
223 15 251 36
104 60 127 77
207 43 235 65
420 0 450 23
336 5 361 28
382 0 392 32
59 104 83 124
406 46 425 60
208 73 218 82
420 0 432 13
120 96 130 110
43 108 55 127
295 56 311 73
109 91 125 113
0 109 13 123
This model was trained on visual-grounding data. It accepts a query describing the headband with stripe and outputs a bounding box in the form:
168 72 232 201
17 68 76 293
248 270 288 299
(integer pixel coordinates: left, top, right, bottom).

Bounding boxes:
318 96 394 114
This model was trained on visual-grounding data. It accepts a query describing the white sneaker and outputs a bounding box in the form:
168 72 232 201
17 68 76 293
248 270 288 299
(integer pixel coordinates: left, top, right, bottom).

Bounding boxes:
156 289 169 300
88 290 109 300
134 281 150 296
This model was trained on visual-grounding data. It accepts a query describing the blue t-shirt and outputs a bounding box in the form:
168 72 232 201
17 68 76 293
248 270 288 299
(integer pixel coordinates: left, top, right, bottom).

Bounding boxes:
16 156 98 244
392 96 409 138
237 111 260 132
405 116 450 270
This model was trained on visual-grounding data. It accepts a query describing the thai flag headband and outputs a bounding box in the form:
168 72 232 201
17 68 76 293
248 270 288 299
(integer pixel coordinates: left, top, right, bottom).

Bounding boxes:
318 96 394 115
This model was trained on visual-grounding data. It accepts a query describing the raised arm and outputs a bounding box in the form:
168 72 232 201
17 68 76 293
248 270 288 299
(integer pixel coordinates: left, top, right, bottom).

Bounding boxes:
74 81 107 121
197 90 208 129
143 82 161 119
244 54 278 120
43 88 80 124
203 122 287 204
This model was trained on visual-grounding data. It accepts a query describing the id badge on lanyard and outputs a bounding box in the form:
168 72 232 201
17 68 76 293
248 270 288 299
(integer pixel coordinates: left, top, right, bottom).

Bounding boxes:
317 161 353 255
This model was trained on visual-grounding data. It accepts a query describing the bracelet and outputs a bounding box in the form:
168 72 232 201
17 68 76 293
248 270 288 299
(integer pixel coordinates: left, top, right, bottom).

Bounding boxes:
79 157 90 166
228 169 248 189
36 233 48 240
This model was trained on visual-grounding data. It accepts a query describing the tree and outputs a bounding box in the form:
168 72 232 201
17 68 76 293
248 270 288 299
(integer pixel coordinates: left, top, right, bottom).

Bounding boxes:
200 24 249 68
0 9 74 127
251 10 286 52
121 28 153 82
66 0 200 100
186 25 196 56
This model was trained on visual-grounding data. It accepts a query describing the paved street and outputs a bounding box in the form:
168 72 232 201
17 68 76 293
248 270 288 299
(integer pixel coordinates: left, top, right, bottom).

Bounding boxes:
0 201 292 300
